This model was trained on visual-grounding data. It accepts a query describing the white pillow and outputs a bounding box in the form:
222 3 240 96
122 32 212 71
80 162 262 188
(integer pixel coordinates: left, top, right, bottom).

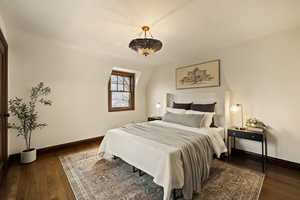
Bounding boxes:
185 110 215 128
165 107 186 114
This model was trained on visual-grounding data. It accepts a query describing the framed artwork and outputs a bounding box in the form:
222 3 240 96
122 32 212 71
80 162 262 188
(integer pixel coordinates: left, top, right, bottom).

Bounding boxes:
176 60 220 89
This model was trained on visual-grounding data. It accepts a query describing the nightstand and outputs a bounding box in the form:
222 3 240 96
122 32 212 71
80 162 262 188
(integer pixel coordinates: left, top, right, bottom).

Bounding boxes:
147 116 162 121
227 128 267 172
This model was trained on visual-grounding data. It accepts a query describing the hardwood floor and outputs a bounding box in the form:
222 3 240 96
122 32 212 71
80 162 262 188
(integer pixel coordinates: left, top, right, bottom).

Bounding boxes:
0 141 299 200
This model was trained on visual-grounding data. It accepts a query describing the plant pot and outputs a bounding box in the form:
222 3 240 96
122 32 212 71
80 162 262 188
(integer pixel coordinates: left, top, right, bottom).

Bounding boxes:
20 148 37 164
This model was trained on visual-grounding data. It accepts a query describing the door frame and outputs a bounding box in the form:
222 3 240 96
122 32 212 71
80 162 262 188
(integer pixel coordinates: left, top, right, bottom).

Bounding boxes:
0 27 8 179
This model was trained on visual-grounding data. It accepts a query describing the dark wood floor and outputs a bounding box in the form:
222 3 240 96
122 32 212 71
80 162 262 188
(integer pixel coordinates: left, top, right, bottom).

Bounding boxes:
0 141 299 200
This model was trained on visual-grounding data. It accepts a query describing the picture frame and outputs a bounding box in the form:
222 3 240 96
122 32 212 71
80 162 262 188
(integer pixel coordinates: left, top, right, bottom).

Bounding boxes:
176 60 220 89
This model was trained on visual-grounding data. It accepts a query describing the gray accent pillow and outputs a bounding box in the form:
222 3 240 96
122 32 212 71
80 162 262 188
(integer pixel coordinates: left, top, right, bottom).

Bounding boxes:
162 112 206 128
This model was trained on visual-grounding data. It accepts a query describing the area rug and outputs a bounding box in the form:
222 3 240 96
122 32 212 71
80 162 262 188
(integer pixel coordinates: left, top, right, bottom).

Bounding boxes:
59 150 264 200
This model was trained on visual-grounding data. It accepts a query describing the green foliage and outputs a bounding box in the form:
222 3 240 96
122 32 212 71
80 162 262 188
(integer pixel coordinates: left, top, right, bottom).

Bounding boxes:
8 82 52 150
245 118 266 129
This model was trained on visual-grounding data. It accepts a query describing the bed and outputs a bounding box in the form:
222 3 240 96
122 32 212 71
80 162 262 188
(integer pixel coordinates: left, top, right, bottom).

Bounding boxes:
98 92 230 200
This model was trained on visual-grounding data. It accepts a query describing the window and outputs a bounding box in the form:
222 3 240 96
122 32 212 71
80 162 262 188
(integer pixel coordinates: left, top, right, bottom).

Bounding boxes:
108 70 135 112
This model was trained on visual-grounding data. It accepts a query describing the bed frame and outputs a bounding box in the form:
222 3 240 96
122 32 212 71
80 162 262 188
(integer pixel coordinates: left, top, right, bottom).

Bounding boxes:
115 91 231 200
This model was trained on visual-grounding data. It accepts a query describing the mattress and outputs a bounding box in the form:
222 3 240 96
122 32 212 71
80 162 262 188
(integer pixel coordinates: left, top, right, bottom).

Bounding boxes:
98 120 227 200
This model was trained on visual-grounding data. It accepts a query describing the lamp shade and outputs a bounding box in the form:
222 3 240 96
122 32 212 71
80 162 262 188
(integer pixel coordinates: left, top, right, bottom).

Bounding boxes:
231 104 241 112
156 102 161 108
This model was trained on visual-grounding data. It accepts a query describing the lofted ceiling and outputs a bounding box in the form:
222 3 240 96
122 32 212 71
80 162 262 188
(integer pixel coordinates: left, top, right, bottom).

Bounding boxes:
1 0 300 67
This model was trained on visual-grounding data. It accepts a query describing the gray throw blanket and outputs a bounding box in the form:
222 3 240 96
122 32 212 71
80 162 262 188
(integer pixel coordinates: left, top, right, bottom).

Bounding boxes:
120 123 214 200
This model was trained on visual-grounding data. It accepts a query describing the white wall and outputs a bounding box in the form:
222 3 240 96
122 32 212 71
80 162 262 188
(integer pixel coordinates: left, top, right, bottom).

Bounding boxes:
8 29 153 154
147 27 300 164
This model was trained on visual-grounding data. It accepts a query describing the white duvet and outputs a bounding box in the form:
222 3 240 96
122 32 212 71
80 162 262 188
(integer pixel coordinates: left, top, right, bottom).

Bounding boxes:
98 121 227 200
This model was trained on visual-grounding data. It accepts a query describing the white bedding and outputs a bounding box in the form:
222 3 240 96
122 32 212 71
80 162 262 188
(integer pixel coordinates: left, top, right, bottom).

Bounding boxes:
98 120 227 200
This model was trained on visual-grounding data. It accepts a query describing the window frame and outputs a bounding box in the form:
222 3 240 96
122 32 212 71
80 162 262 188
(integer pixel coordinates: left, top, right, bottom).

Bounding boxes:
108 70 135 112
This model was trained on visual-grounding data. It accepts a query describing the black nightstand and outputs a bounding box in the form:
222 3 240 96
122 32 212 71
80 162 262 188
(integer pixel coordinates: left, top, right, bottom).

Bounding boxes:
147 116 162 121
227 128 267 172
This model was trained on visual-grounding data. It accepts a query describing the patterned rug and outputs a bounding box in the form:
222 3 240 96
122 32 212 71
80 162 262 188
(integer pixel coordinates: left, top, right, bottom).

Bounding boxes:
59 150 264 200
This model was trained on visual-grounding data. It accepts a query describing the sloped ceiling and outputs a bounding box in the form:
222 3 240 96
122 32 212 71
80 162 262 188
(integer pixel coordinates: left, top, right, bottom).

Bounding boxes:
1 0 300 67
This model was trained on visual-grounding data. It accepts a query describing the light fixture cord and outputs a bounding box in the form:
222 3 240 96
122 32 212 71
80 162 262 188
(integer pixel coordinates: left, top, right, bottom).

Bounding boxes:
240 104 244 128
149 31 153 38
144 30 154 38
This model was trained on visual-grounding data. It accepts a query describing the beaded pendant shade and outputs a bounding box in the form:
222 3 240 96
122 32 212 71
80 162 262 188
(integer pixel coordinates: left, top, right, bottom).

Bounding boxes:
129 26 163 56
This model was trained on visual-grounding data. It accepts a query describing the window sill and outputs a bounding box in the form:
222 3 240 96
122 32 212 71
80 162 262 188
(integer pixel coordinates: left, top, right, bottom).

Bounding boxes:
108 107 135 112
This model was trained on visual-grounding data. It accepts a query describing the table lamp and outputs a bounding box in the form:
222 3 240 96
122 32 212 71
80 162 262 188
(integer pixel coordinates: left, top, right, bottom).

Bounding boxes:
156 102 161 116
231 104 246 130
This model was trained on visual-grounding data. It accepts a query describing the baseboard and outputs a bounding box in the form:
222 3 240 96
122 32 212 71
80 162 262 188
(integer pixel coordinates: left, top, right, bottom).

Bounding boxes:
9 137 299 171
232 148 300 171
9 136 103 162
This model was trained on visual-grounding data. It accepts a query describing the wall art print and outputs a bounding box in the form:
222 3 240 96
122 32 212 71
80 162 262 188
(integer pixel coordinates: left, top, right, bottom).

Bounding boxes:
176 60 220 89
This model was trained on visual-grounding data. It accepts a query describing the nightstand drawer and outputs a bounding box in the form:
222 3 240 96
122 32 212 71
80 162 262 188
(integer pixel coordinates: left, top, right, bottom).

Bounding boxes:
228 129 263 141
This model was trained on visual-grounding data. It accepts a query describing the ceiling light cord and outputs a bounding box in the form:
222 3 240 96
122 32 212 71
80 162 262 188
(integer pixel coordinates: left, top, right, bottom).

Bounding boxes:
141 26 154 38
143 30 153 38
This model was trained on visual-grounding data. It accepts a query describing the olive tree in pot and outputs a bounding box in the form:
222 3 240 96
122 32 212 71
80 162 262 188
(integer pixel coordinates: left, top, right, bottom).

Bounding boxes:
9 82 52 164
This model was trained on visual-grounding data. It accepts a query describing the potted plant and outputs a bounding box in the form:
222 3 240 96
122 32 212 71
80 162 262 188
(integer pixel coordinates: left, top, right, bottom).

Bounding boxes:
8 82 52 164
245 118 267 132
